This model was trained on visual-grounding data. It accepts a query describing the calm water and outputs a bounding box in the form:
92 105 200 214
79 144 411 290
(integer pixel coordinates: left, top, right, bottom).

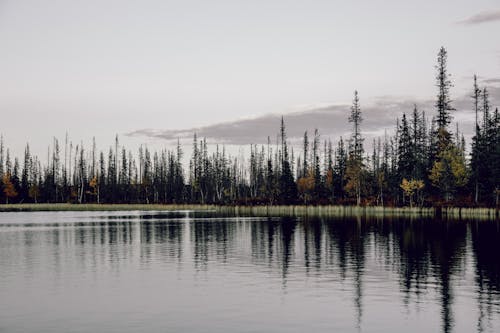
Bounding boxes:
0 211 499 333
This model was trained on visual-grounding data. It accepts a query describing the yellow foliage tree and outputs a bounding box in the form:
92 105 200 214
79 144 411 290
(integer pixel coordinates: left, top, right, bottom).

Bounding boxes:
297 169 315 204
344 156 364 205
400 178 424 207
429 145 468 201
87 176 99 203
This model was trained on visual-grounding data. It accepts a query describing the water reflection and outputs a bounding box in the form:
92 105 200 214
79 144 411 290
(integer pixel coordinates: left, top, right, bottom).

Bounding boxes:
472 222 500 333
0 212 499 332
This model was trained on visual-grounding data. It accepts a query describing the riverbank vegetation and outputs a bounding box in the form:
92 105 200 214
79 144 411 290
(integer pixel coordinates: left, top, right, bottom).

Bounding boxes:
0 47 498 208
0 204 497 221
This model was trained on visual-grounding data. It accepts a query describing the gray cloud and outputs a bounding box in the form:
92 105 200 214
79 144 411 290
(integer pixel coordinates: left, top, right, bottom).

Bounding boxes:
482 78 500 84
458 9 500 25
127 87 500 146
128 102 404 146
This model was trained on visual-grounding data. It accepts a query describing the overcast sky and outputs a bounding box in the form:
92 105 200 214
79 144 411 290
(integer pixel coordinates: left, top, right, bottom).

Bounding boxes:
1 0 499 158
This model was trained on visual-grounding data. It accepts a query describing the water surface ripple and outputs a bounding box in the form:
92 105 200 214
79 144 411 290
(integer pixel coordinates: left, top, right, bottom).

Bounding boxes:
0 211 499 333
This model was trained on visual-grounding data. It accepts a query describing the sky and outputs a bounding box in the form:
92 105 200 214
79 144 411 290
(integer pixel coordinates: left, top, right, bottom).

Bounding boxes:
0 0 499 159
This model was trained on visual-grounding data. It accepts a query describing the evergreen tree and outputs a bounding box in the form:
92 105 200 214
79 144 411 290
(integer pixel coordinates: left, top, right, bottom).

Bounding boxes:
397 113 413 181
312 129 322 199
334 137 347 200
470 75 482 203
349 90 364 159
278 117 297 203
435 47 454 131
302 131 309 179
21 144 31 202
345 91 365 205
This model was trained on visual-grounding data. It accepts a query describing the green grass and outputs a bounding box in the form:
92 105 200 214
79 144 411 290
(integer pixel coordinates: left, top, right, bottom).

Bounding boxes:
0 203 497 220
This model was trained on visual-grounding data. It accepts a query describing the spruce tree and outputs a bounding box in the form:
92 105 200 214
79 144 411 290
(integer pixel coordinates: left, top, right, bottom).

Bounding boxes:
278 117 297 203
397 113 413 181
470 75 482 203
345 91 365 205
435 47 454 131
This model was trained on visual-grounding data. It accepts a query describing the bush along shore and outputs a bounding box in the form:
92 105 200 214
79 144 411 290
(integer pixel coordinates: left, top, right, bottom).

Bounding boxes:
0 203 497 221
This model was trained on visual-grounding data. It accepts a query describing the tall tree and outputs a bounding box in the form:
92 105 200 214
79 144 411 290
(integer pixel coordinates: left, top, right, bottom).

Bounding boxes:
279 117 297 203
398 113 413 181
349 90 364 159
470 75 482 203
312 129 322 199
345 91 365 205
435 46 454 131
21 144 31 202
334 137 347 200
302 131 309 178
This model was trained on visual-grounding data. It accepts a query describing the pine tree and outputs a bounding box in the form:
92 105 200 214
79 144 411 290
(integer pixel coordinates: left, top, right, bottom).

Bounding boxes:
12 158 20 203
302 131 309 179
98 151 106 203
312 129 322 199
334 137 347 200
21 144 31 202
470 75 482 203
398 114 413 181
345 91 365 205
278 117 297 203
349 90 364 159
435 47 454 131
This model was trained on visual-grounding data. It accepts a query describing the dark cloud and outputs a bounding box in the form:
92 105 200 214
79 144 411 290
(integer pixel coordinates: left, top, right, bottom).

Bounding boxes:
458 9 500 25
128 102 406 145
482 78 500 85
127 88 500 146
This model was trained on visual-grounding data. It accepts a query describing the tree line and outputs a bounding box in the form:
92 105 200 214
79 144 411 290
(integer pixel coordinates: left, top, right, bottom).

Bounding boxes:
0 47 498 207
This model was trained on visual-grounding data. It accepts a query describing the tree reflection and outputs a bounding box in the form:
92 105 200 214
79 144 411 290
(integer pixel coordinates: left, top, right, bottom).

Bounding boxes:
428 221 467 333
394 220 430 304
472 221 500 332
390 218 467 333
191 219 234 270
322 216 369 329
10 213 499 332
279 217 297 286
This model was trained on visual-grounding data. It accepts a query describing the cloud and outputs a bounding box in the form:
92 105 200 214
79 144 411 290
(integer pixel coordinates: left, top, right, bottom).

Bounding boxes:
127 87 500 147
458 9 500 25
482 78 500 85
128 102 405 146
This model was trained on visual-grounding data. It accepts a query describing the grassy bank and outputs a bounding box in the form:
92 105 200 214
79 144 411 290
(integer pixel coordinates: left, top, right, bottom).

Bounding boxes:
0 203 215 212
0 203 497 220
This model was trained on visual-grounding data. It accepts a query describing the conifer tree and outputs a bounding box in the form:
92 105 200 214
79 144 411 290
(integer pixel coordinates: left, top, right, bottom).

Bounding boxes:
435 47 454 131
398 114 413 181
345 91 365 205
278 117 297 203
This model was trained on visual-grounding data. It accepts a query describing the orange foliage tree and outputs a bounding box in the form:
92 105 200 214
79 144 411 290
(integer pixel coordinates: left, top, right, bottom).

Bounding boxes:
2 174 18 204
297 169 315 204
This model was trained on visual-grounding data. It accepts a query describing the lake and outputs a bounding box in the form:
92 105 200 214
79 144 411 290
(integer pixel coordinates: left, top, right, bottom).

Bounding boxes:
0 211 499 332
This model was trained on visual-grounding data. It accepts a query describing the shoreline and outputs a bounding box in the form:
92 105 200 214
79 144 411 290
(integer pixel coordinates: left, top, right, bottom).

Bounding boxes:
0 203 497 220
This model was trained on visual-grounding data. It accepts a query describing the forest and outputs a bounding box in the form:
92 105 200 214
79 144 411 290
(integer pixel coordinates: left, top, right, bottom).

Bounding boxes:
0 47 498 207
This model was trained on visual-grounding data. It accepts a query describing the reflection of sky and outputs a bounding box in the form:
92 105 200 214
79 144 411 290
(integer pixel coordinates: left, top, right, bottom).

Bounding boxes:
0 211 499 332
1 0 500 158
